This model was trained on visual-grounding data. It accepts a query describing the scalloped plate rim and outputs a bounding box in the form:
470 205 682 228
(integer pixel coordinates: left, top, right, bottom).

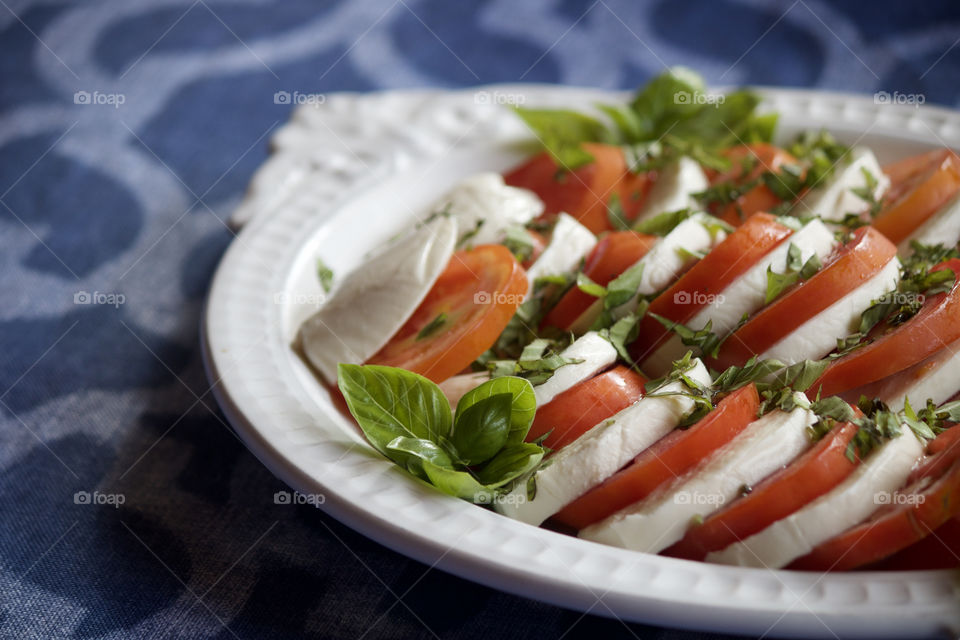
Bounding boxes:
204 84 960 639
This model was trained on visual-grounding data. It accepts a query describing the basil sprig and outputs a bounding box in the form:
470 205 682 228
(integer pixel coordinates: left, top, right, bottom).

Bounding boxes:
512 68 773 172
337 364 543 502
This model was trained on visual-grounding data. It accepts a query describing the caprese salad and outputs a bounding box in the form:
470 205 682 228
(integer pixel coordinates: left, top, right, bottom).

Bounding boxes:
297 70 960 572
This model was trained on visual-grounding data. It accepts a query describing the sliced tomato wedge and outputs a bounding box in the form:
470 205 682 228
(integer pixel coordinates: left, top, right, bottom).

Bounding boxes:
525 365 646 451
630 213 793 363
712 226 898 371
542 231 657 331
666 418 861 561
873 149 960 245
368 245 527 383
504 143 629 234
789 428 960 571
618 169 654 221
810 259 960 398
552 384 760 530
873 517 960 570
910 426 960 484
709 143 800 227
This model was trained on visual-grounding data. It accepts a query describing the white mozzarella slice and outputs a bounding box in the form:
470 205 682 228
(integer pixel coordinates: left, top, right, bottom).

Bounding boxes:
854 339 960 412
497 360 712 526
589 214 725 327
533 332 617 407
798 147 889 221
900 191 960 256
298 217 458 383
525 213 596 289
643 219 837 375
579 402 815 553
633 157 709 222
708 428 925 568
434 172 543 245
760 257 901 365
438 371 491 410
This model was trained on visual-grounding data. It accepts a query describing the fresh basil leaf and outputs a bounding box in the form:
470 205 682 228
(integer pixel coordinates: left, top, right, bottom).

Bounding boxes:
418 458 488 500
764 358 830 394
810 396 856 423
596 103 645 141
633 208 693 236
503 225 536 263
511 107 611 169
455 376 537 447
628 68 706 140
764 266 800 305
450 393 512 465
604 312 641 362
606 193 631 231
850 167 882 217
474 443 545 486
576 272 608 299
386 436 455 478
650 314 727 359
605 261 646 309
337 364 453 458
712 356 786 394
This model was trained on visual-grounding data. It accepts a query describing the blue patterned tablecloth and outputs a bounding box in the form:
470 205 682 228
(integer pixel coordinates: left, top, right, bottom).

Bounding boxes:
2 1 959 638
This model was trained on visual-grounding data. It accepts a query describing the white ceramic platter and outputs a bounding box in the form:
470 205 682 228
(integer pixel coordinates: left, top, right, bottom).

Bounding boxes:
203 85 960 638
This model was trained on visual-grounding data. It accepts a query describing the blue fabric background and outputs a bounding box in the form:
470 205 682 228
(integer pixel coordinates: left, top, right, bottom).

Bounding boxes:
2 1 959 638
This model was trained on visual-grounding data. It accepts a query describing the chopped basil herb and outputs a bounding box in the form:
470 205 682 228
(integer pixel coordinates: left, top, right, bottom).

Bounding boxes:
416 312 448 340
849 167 883 217
633 208 694 236
316 258 335 293
502 225 536 263
764 242 822 304
606 193 631 231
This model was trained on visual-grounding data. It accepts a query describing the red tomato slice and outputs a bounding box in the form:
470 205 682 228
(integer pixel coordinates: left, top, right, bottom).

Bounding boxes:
910 426 960 484
525 365 646 451
542 231 657 331
665 418 860 561
789 431 960 572
504 143 629 234
618 169 654 221
810 259 960 398
874 149 960 245
712 226 898 371
873 517 960 570
709 143 800 227
630 213 793 364
552 384 760 530
368 245 527 383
